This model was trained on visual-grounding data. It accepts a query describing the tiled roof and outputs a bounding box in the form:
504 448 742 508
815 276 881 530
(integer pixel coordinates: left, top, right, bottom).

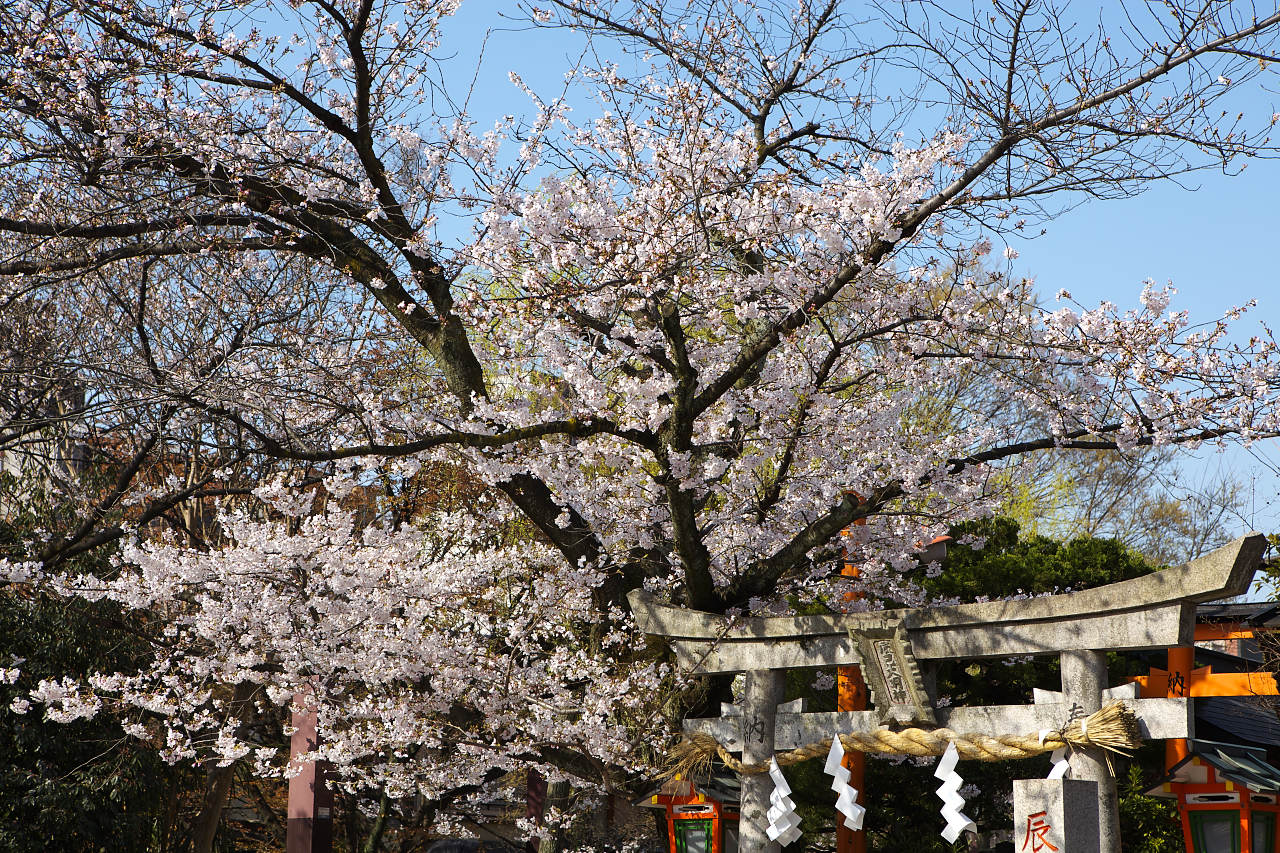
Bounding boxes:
1198 696 1280 747
1147 739 1280 797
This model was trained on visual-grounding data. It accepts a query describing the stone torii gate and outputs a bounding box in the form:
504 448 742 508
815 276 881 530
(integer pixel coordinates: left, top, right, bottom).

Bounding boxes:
630 534 1268 853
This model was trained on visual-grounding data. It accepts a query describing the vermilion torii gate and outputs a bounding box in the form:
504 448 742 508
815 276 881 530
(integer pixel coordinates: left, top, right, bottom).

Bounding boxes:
630 534 1268 853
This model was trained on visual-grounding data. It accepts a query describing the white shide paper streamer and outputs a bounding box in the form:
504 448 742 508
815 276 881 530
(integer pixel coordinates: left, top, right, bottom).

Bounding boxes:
1048 748 1070 779
766 758 803 846
933 742 978 844
1038 729 1071 779
823 735 866 830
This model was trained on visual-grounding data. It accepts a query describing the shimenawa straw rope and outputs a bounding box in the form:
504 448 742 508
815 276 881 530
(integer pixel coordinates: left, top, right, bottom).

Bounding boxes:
664 700 1140 779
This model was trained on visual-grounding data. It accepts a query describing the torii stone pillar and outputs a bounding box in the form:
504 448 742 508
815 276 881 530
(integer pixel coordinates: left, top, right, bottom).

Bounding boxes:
1061 650 1119 853
740 669 786 853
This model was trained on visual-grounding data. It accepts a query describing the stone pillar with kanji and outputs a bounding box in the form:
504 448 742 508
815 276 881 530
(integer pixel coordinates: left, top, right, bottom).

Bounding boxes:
1013 778 1100 853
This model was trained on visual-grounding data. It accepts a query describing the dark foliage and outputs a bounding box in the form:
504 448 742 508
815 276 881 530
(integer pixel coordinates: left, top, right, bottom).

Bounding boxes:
0 497 183 852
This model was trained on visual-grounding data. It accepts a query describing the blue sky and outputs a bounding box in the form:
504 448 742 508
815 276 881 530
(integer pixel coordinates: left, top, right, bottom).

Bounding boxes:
1009 157 1278 327
444 5 1280 540
1007 145 1280 538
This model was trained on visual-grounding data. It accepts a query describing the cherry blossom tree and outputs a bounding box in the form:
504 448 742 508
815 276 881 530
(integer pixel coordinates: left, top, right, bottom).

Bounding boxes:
2 0 1280 836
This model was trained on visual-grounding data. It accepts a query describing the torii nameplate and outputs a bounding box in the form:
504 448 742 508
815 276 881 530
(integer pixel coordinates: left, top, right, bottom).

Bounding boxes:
630 534 1266 674
854 625 936 726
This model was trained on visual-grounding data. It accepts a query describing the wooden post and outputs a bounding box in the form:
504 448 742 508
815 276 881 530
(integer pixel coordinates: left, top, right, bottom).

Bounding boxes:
1060 650 1119 853
526 769 547 853
740 669 786 853
287 693 334 853
837 526 867 853
836 664 867 853
1165 645 1194 769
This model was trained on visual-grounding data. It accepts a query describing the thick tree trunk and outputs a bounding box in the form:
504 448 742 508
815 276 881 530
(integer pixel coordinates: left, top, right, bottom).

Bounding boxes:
361 792 391 853
190 763 237 853
739 669 785 853
537 780 571 853
190 681 257 853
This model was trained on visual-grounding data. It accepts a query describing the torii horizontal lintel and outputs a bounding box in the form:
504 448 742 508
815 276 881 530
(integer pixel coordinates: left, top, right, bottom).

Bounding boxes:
630 535 1265 674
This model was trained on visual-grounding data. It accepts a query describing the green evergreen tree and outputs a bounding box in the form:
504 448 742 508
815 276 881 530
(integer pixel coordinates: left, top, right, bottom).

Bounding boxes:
0 486 184 852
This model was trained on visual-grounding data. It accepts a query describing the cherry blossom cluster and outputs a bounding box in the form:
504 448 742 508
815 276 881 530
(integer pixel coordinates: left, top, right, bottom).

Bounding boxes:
6 492 669 795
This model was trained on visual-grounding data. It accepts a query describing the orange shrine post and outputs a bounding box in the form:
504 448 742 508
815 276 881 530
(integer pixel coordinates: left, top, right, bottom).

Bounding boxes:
837 524 868 853
835 661 867 853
